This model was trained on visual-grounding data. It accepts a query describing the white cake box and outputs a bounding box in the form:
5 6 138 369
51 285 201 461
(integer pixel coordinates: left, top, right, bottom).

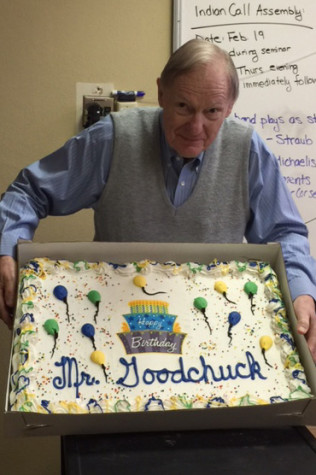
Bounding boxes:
4 241 316 437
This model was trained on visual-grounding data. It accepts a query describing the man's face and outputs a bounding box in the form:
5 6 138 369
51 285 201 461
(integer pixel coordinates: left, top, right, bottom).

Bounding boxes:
157 62 234 158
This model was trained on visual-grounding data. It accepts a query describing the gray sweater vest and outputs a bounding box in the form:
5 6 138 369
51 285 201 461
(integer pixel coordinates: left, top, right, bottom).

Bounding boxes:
93 108 252 243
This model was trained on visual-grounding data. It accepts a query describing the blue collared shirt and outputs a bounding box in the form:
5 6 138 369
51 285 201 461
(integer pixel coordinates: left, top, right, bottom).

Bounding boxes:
160 113 204 207
0 111 315 301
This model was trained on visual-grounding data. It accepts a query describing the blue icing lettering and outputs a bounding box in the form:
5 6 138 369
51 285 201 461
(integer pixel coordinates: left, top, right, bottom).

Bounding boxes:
143 368 155 384
116 357 139 388
53 356 100 398
202 352 265 383
116 351 266 388
156 368 170 384
170 358 190 383
186 364 204 383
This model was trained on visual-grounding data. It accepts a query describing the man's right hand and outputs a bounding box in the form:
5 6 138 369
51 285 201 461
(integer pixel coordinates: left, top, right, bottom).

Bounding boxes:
0 256 17 329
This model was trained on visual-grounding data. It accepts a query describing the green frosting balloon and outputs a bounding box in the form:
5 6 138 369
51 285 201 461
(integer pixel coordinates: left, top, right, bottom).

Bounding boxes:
43 319 59 336
194 297 208 310
88 290 102 323
87 290 101 305
244 282 258 296
194 297 212 335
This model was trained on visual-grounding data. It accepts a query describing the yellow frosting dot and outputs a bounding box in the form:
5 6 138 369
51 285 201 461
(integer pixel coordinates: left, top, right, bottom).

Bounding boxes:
214 280 227 294
260 336 273 351
220 264 230 275
133 275 147 288
91 350 105 365
137 260 150 269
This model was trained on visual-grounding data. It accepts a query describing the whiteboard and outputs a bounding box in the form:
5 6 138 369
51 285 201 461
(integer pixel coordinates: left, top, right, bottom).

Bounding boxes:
173 0 316 257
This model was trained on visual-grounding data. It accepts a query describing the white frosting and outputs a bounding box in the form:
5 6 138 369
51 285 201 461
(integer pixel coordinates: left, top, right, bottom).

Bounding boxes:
9 258 312 414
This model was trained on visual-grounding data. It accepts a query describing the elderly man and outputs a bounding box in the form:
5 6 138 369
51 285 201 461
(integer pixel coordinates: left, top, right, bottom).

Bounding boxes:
0 39 315 359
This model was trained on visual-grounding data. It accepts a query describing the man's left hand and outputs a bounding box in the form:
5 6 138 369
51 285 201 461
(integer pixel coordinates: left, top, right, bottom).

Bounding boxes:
294 294 316 362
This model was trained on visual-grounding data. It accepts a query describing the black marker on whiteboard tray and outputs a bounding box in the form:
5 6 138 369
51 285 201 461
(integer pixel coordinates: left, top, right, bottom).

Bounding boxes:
111 90 145 102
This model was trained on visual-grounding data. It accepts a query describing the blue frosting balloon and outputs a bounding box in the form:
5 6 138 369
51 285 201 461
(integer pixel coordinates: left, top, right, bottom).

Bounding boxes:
53 285 68 301
228 311 241 327
81 323 95 339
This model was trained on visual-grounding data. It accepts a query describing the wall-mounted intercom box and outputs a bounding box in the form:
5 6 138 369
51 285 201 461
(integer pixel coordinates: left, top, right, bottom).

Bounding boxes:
82 95 114 128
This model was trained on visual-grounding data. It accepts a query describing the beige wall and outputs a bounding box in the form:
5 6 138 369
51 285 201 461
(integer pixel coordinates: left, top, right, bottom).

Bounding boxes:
0 1 172 473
